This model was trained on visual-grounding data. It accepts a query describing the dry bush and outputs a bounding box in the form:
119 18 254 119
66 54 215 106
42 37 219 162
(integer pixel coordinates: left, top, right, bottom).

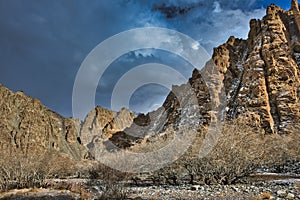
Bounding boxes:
148 121 262 185
96 182 128 200
0 148 49 191
88 162 131 182
151 119 300 185
188 120 300 184
194 121 265 184
0 147 77 192
259 126 300 173
88 163 130 200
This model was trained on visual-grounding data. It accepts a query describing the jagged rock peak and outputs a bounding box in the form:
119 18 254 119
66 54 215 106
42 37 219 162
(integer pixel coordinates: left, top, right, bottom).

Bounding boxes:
211 2 300 134
266 3 283 16
79 106 135 147
292 0 299 12
103 107 135 137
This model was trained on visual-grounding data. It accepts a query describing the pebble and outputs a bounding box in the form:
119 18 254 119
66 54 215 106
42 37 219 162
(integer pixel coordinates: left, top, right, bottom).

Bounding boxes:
276 189 286 197
126 178 300 200
190 185 201 190
286 193 295 199
231 186 240 192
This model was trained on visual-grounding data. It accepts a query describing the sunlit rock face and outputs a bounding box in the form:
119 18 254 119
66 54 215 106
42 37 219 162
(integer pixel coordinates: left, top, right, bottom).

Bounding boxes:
211 2 300 133
80 107 135 148
106 1 300 144
0 83 136 158
0 84 86 159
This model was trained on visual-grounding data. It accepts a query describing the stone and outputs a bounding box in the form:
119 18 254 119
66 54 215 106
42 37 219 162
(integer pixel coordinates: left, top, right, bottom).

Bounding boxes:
231 186 240 192
211 2 300 134
79 106 135 157
286 193 295 199
103 108 135 138
80 106 134 144
276 190 286 197
80 106 115 146
190 185 202 190
144 0 300 136
260 192 272 199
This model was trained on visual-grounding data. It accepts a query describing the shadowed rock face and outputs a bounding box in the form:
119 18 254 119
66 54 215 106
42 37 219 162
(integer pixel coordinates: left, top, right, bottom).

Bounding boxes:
0 84 86 159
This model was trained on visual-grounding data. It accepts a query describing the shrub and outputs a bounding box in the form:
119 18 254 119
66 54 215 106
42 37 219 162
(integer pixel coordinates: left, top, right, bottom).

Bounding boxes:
88 163 130 200
151 119 300 185
0 147 77 192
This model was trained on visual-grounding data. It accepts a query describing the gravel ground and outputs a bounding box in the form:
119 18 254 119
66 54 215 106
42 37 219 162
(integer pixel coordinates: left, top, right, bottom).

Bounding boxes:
127 181 300 200
1 161 300 200
0 188 78 200
126 163 300 200
1 180 299 199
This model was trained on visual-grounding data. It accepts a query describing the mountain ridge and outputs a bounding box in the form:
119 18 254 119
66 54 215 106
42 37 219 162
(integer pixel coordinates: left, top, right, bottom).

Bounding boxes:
0 1 300 159
101 0 300 151
134 0 300 135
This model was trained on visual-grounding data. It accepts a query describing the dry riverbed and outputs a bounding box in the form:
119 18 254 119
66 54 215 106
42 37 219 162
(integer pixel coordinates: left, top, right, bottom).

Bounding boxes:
1 176 300 200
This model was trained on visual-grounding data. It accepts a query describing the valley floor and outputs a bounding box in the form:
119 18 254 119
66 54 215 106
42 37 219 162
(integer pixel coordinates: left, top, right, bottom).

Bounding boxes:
1 175 300 200
127 179 300 200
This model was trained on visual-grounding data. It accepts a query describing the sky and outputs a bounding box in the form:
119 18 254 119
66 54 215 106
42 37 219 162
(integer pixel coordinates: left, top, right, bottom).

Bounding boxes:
0 0 292 119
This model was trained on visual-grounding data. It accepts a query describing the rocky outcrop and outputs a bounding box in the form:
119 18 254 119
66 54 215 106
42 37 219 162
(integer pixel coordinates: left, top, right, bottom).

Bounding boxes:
213 1 300 133
150 1 300 136
79 106 135 155
0 84 86 159
0 83 135 159
103 108 136 137
106 0 300 151
80 106 115 147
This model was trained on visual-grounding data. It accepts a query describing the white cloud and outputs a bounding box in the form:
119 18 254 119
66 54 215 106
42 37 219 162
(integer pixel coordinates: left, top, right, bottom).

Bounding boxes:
213 1 222 13
191 41 200 50
168 6 265 53
248 0 257 6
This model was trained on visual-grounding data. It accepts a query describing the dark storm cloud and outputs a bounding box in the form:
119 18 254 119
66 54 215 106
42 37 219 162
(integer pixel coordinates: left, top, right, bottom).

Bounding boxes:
149 0 266 51
0 0 147 116
152 2 204 19
0 0 288 118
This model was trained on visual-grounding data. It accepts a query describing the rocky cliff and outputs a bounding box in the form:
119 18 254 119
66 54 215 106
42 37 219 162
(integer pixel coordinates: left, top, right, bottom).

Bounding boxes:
106 0 300 150
0 84 86 159
175 0 299 134
1 1 299 159
79 106 135 154
0 84 135 159
214 1 300 133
